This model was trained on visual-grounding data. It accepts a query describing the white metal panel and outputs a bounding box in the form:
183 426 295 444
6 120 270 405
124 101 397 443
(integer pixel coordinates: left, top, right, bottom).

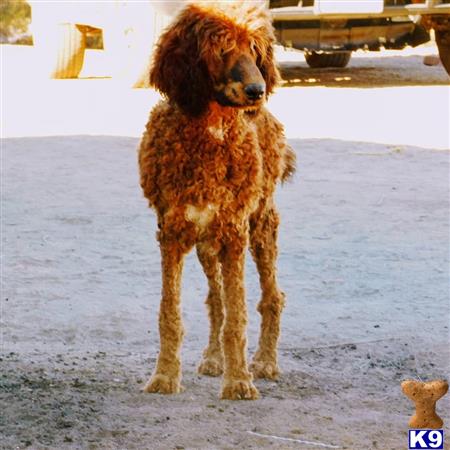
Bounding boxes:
314 0 384 15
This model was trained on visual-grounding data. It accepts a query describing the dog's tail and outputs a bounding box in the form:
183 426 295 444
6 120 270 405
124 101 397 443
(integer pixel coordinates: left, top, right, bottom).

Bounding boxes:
281 144 296 183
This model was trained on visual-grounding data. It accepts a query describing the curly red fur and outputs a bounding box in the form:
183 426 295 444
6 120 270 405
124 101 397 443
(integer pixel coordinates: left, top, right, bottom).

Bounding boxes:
139 1 296 400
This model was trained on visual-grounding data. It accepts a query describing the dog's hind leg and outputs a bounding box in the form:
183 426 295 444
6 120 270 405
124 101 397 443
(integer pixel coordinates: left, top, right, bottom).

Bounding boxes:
219 232 259 400
144 240 186 394
249 202 285 380
196 243 224 377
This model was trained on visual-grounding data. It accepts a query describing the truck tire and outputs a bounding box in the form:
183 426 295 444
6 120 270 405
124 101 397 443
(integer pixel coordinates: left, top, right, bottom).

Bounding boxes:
304 51 352 68
34 24 86 79
435 28 450 77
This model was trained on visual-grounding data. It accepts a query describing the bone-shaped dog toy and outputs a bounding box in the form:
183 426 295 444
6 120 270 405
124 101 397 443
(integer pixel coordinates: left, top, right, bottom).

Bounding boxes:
401 379 448 429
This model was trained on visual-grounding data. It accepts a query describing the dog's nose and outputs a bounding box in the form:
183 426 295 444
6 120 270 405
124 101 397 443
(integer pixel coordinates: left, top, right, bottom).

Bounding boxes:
244 83 265 100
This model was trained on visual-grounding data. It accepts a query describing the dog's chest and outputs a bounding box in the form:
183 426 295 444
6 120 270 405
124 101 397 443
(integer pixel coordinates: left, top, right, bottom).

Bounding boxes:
181 132 263 229
207 121 225 142
176 120 262 196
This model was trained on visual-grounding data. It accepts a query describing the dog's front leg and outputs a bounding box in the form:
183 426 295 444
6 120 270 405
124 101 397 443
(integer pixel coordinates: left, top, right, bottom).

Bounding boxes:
196 243 224 377
219 237 259 400
249 204 285 380
144 242 185 394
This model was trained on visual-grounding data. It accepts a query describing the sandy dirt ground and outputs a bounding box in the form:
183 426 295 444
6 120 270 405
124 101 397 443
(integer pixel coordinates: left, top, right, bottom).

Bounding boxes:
1 42 450 450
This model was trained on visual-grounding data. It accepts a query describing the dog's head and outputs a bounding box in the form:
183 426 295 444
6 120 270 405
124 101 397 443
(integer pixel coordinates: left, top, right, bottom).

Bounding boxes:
149 1 279 116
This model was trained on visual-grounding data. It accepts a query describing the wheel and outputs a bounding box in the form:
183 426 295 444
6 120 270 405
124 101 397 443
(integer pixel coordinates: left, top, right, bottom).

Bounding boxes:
33 23 86 79
435 28 450 76
304 51 352 68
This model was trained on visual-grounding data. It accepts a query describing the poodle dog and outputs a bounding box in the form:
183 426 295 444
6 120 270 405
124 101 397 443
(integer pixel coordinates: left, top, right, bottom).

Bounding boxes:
138 0 295 400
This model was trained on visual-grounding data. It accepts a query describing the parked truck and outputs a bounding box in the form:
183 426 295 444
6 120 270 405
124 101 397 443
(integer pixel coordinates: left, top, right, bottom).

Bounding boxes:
269 0 450 74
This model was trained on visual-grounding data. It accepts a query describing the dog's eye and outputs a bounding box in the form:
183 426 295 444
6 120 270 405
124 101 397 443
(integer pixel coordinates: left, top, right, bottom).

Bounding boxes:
219 48 228 61
250 40 264 63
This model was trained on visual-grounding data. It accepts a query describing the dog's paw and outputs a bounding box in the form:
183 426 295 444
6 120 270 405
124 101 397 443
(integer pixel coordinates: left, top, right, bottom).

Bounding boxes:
143 373 184 394
220 379 260 400
249 360 280 380
198 356 223 377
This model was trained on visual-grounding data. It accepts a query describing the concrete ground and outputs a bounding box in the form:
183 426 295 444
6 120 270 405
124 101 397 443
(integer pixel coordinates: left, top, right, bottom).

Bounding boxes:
1 43 449 449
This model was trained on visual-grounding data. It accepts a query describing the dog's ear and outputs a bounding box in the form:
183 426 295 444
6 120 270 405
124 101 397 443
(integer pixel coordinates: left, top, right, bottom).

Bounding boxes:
150 8 212 117
251 11 281 97
259 44 280 97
